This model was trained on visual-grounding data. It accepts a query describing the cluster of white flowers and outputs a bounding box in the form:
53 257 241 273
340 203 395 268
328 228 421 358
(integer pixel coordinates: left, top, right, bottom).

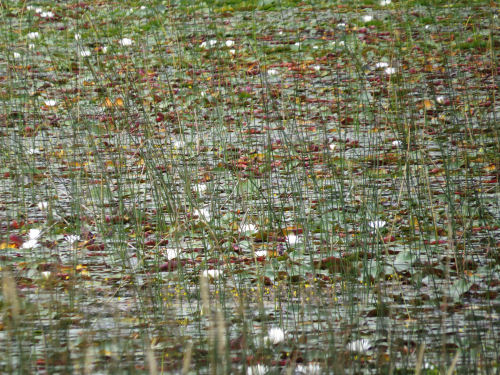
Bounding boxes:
362 15 373 22
26 6 54 17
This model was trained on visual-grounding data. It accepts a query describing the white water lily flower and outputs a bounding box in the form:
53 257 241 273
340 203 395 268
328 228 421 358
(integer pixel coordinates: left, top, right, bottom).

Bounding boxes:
80 49 91 57
28 43 35 50
267 69 278 76
27 148 40 155
347 338 371 352
37 201 48 210
329 143 336 151
436 95 446 104
225 40 234 47
385 67 396 75
172 139 185 149
66 235 80 245
35 7 43 13
13 52 21 59
74 33 81 41
44 99 57 107
254 250 267 257
194 183 207 194
29 229 42 240
229 49 236 55
286 234 299 245
375 62 389 69
202 269 221 279
380 0 391 5
240 223 257 233
165 248 180 260
369 220 386 229
41 271 51 279
27 32 40 39
194 207 211 221
392 140 402 147
362 15 373 22
119 38 133 46
266 327 285 344
21 239 39 249
102 45 108 53
22 229 42 249
295 362 322 375
337 23 347 29
332 40 345 47
201 40 217 48
313 65 321 71
40 11 54 18
247 364 269 375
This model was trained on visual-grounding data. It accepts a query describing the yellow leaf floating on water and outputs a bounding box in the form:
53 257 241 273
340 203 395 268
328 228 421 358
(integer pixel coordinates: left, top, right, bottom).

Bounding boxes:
0 243 17 249
114 97 124 107
423 99 434 110
103 97 124 108
103 97 113 108
484 164 496 172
